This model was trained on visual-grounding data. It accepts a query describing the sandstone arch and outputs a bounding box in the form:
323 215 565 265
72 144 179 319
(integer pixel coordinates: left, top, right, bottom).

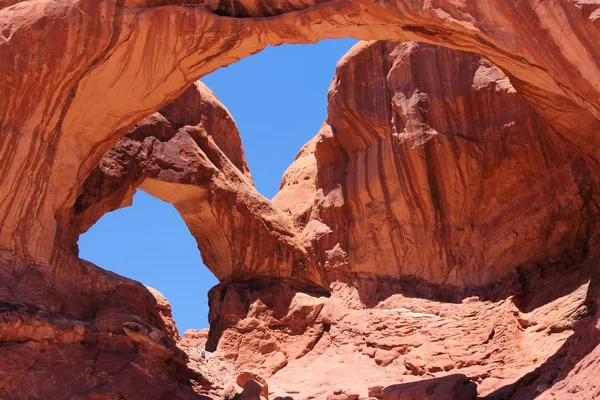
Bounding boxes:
1 0 600 398
71 81 321 285
0 0 598 266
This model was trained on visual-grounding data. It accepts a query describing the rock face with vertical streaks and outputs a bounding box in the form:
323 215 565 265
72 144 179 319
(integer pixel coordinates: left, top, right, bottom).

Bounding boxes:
208 41 600 399
276 41 597 288
1 0 600 398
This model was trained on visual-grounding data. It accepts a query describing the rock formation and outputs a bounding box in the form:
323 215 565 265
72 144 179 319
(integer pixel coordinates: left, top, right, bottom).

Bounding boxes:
0 0 598 271
277 40 598 287
208 41 600 399
71 81 320 285
1 0 600 399
0 83 253 399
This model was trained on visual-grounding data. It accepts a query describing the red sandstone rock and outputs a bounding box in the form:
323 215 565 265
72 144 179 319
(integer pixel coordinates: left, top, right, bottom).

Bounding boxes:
217 42 600 399
239 379 265 400
72 81 316 285
237 371 269 400
1 0 600 398
277 40 596 288
0 82 262 399
183 328 209 349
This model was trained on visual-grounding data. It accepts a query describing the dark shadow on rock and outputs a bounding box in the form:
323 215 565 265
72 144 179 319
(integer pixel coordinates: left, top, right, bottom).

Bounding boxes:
479 261 600 400
238 379 263 400
382 374 477 400
325 269 522 308
326 254 598 315
512 260 597 314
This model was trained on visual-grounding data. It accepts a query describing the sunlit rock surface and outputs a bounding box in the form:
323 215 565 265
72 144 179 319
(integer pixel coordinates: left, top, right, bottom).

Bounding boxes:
278 41 597 287
1 0 600 398
214 41 600 399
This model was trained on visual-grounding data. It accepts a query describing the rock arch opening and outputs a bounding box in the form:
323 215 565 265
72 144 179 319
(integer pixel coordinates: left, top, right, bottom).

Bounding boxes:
201 39 358 199
2 1 600 398
69 80 322 287
78 190 218 331
75 39 357 332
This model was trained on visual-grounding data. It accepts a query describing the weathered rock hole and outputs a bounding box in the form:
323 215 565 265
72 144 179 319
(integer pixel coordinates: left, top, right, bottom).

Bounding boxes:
75 40 358 334
202 39 358 199
78 190 218 331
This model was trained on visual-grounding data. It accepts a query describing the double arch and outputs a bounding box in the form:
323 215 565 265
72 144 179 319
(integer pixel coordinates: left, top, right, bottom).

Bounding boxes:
0 0 598 269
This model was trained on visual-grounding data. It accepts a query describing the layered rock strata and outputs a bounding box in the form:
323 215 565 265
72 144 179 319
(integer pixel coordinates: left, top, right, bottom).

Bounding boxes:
206 41 600 399
1 0 600 397
0 0 599 271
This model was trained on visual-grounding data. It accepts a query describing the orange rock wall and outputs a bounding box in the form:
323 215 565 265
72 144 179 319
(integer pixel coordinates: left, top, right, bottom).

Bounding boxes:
0 0 599 269
276 41 599 287
1 0 600 398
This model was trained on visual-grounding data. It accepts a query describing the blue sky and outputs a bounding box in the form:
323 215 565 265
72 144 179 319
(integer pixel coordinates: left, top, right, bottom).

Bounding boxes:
78 39 358 333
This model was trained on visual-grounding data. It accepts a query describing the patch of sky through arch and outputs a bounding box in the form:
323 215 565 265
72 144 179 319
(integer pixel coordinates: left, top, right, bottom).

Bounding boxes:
202 39 359 198
78 39 359 333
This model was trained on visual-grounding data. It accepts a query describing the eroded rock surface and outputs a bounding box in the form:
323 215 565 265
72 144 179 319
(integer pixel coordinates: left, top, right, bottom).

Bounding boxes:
0 250 218 399
1 0 600 398
204 41 600 400
277 40 599 287
71 81 319 285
